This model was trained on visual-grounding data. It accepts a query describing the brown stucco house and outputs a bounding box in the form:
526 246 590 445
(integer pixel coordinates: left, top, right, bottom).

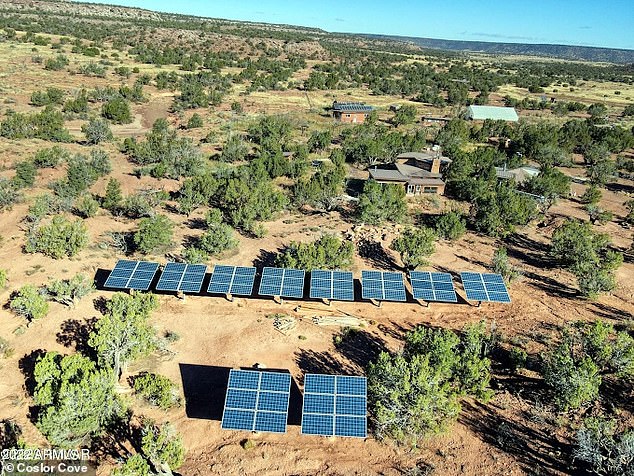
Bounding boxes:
332 101 373 124
367 149 451 195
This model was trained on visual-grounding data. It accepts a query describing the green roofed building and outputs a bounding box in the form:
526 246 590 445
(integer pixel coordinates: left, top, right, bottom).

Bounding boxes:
466 105 519 122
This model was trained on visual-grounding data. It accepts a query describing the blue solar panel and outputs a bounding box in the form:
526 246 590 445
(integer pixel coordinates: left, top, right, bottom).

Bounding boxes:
258 267 305 299
460 272 511 303
207 265 257 296
301 374 367 438
309 270 354 301
221 370 291 434
104 260 159 290
155 262 207 293
409 271 458 303
361 271 406 302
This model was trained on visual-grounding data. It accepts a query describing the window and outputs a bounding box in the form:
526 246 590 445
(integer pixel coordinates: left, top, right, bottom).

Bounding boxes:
423 186 437 193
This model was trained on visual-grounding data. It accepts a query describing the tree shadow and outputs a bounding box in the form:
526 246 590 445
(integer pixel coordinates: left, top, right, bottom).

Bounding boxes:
358 239 400 270
56 318 98 360
334 329 387 370
588 301 633 322
93 296 109 315
18 349 48 424
178 363 231 421
459 400 573 475
600 376 634 414
252 248 278 268
377 319 413 341
294 349 354 386
523 270 579 299
345 178 365 197
91 410 133 462
504 233 555 269
186 217 207 230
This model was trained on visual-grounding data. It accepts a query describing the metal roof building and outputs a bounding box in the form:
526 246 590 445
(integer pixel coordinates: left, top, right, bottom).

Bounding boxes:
466 105 519 122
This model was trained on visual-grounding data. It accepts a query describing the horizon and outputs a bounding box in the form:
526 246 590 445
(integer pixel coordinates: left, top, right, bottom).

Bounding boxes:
75 0 634 51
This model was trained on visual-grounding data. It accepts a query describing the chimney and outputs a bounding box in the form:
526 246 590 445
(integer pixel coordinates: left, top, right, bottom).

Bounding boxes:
431 158 441 175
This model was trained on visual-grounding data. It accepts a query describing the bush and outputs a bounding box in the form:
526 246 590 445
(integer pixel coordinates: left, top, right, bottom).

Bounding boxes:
82 117 113 144
46 274 95 307
44 54 68 71
13 160 37 189
391 227 436 269
181 246 209 264
357 180 406 225
219 134 249 163
25 215 89 259
33 146 69 168
492 247 520 284
580 184 602 205
435 211 466 241
102 178 123 213
0 268 7 289
276 234 353 270
198 213 239 256
9 284 49 321
0 179 22 211
574 417 634 476
134 215 173 254
30 88 65 107
133 373 181 410
102 97 132 124
0 107 72 142
140 421 185 473
186 113 203 129
508 347 527 372
111 455 150 476
73 194 99 218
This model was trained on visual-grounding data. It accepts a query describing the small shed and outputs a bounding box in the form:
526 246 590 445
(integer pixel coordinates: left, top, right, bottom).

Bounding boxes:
332 101 373 124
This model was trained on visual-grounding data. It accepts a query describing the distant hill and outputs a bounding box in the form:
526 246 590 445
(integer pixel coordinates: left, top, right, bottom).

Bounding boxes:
362 34 634 64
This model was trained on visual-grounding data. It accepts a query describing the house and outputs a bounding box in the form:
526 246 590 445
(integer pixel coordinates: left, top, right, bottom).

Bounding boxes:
466 105 519 122
368 152 449 195
494 165 540 184
332 101 373 124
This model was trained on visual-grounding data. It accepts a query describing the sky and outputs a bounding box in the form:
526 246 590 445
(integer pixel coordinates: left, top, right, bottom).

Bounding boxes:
78 0 634 50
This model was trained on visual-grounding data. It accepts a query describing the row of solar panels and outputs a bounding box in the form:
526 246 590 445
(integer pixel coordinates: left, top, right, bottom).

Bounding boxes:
103 260 511 303
222 369 367 438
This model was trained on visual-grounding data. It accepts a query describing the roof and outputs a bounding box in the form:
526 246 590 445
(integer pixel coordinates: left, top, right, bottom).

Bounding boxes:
396 152 452 165
495 166 540 183
368 168 407 183
466 105 519 122
332 102 374 113
369 165 445 187
395 163 441 179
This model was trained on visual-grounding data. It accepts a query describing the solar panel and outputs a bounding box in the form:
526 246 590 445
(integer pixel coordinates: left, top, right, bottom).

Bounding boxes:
409 271 457 303
361 270 406 302
104 260 159 291
207 265 257 296
301 374 367 438
155 262 207 293
221 370 291 434
309 270 354 301
258 267 305 299
460 272 511 303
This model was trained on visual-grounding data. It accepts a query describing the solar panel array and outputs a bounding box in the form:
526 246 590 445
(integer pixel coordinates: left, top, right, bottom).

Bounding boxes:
409 271 457 303
221 370 291 434
155 262 207 293
259 267 305 298
104 260 159 291
301 374 367 438
361 271 406 302
309 270 354 301
208 265 257 296
460 272 511 303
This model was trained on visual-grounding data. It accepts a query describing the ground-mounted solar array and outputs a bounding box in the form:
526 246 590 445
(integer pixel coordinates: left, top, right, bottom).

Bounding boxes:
258 267 305 299
104 260 159 291
409 271 457 303
208 265 257 296
301 374 367 438
361 270 406 302
155 262 207 293
221 370 292 434
309 270 354 301
460 272 511 303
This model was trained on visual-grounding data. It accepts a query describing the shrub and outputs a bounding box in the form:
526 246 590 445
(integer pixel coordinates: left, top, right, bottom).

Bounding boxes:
508 347 527 372
25 215 89 259
198 217 238 256
82 118 113 145
140 421 185 473
102 97 132 124
574 417 634 476
0 179 22 211
219 134 249 163
46 274 95 307
102 178 123 213
0 268 7 288
134 215 173 254
276 234 353 270
133 373 181 410
181 246 209 264
111 455 150 476
44 54 68 71
357 180 406 225
186 113 203 129
33 146 69 168
73 194 99 218
391 227 436 269
435 211 466 241
492 247 520 284
9 284 49 321
13 160 37 189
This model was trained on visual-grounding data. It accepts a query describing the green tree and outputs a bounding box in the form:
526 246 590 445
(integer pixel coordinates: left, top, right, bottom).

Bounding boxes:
133 373 180 410
391 227 436 269
357 180 406 225
587 159 617 187
140 421 185 475
523 166 571 209
219 134 248 163
12 160 37 189
625 199 634 225
88 292 158 380
32 352 122 448
276 234 354 270
9 284 49 321
186 113 203 129
25 215 89 259
434 211 466 241
541 337 601 411
392 104 417 127
307 130 332 152
198 210 238 255
492 247 520 284
102 178 123 213
293 158 346 211
102 97 132 124
134 215 174 254
46 274 95 307
82 117 113 145
74 194 99 218
112 455 150 476
33 146 69 168
574 417 634 476
580 184 602 205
